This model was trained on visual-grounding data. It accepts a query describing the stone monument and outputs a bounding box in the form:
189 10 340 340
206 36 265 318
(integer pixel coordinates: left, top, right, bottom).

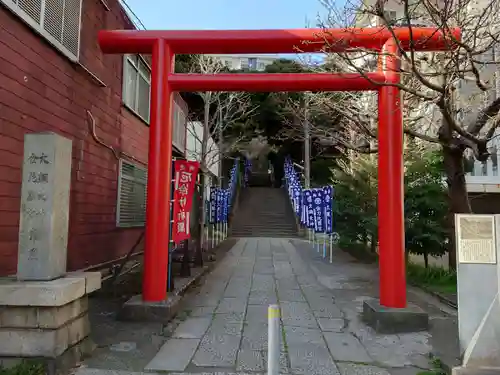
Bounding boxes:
452 213 500 375
0 132 101 372
17 132 72 280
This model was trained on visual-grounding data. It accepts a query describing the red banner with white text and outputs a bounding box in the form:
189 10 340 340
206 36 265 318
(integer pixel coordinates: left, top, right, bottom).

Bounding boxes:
172 160 200 244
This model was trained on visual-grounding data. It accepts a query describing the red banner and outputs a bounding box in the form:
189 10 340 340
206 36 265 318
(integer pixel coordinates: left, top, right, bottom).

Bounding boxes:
172 160 200 244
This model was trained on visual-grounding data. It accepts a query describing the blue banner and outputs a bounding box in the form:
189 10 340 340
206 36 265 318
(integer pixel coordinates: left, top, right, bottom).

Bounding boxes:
209 187 217 224
293 184 301 217
300 190 307 225
312 188 325 233
323 186 334 234
303 189 315 229
216 189 223 223
243 158 252 187
283 156 336 235
223 189 229 223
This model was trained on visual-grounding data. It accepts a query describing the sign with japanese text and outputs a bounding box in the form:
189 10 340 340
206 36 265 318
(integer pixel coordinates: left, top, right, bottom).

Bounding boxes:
323 186 334 234
18 133 72 281
222 189 229 223
209 187 217 224
312 188 325 233
172 160 200 244
300 190 307 226
303 189 315 229
293 184 301 217
216 189 224 223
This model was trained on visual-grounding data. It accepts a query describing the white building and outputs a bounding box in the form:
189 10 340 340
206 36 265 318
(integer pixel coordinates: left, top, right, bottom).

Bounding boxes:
208 54 281 71
352 0 500 192
185 121 220 196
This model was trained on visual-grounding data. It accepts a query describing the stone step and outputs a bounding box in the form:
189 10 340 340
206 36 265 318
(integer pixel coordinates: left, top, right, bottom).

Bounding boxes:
231 224 297 228
231 228 297 233
232 187 298 237
231 233 298 237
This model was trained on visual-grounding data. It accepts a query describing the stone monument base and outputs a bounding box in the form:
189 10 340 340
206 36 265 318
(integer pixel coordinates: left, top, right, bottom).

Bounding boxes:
0 272 101 373
453 366 500 375
117 294 182 323
362 298 429 333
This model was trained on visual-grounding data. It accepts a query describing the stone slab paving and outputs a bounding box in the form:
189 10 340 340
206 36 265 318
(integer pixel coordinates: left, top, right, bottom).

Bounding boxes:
76 237 458 375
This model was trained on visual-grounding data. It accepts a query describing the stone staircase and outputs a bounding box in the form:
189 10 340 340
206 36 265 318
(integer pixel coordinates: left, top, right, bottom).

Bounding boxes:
230 187 298 238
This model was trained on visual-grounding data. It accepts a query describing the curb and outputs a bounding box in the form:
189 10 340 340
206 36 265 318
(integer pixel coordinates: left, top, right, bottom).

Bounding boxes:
173 265 211 296
410 286 459 374
174 237 238 297
410 282 457 310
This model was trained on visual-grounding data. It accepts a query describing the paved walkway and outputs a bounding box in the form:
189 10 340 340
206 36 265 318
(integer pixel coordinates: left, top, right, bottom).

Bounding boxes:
76 238 458 375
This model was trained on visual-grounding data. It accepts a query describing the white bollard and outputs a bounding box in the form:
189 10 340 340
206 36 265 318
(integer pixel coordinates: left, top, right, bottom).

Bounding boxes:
267 304 281 375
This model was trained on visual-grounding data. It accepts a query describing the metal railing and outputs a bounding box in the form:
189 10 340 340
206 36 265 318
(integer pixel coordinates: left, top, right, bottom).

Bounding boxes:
466 152 500 184
464 132 500 185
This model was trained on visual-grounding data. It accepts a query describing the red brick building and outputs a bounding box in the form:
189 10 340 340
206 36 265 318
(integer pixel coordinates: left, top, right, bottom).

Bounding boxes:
0 0 187 275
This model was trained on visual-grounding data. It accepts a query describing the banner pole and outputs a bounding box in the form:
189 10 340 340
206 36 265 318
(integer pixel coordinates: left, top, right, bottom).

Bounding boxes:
211 224 214 249
329 233 333 263
323 234 326 259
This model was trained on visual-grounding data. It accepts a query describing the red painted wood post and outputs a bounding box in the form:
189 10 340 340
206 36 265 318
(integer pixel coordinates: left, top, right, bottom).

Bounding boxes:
143 40 174 302
377 38 406 308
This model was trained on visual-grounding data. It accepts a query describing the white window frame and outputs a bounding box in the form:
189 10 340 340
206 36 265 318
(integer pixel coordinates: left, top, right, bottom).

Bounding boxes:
122 54 152 123
116 159 148 228
0 0 83 61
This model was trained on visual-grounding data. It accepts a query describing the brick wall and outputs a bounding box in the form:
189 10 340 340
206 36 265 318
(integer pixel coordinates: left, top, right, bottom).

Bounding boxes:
0 0 152 275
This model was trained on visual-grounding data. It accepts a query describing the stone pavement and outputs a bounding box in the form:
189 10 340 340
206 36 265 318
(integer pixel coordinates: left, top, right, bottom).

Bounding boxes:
75 238 459 375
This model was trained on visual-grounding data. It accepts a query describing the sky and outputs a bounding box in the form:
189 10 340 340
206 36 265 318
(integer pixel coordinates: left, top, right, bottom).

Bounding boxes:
123 0 328 30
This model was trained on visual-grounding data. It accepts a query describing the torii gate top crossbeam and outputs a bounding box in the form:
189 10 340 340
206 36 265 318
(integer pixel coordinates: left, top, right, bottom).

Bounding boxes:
98 27 461 54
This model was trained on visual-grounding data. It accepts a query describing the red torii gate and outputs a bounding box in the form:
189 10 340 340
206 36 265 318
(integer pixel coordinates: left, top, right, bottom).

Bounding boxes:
98 27 460 309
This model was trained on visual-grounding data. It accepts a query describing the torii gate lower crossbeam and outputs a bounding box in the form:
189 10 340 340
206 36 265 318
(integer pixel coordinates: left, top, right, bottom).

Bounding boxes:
98 27 460 309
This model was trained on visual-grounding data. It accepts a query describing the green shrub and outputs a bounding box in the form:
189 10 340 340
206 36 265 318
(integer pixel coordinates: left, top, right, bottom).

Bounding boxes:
331 147 449 264
332 155 379 259
404 148 449 265
0 360 45 375
407 262 456 294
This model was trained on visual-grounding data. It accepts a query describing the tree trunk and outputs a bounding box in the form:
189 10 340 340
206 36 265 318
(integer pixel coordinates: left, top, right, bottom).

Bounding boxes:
196 96 211 264
195 172 206 266
442 145 472 270
423 252 429 268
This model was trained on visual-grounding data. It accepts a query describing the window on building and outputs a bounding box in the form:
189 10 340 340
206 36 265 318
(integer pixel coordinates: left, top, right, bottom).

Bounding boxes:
241 58 249 70
0 0 83 61
382 10 397 25
123 54 151 123
248 57 257 70
116 159 147 227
